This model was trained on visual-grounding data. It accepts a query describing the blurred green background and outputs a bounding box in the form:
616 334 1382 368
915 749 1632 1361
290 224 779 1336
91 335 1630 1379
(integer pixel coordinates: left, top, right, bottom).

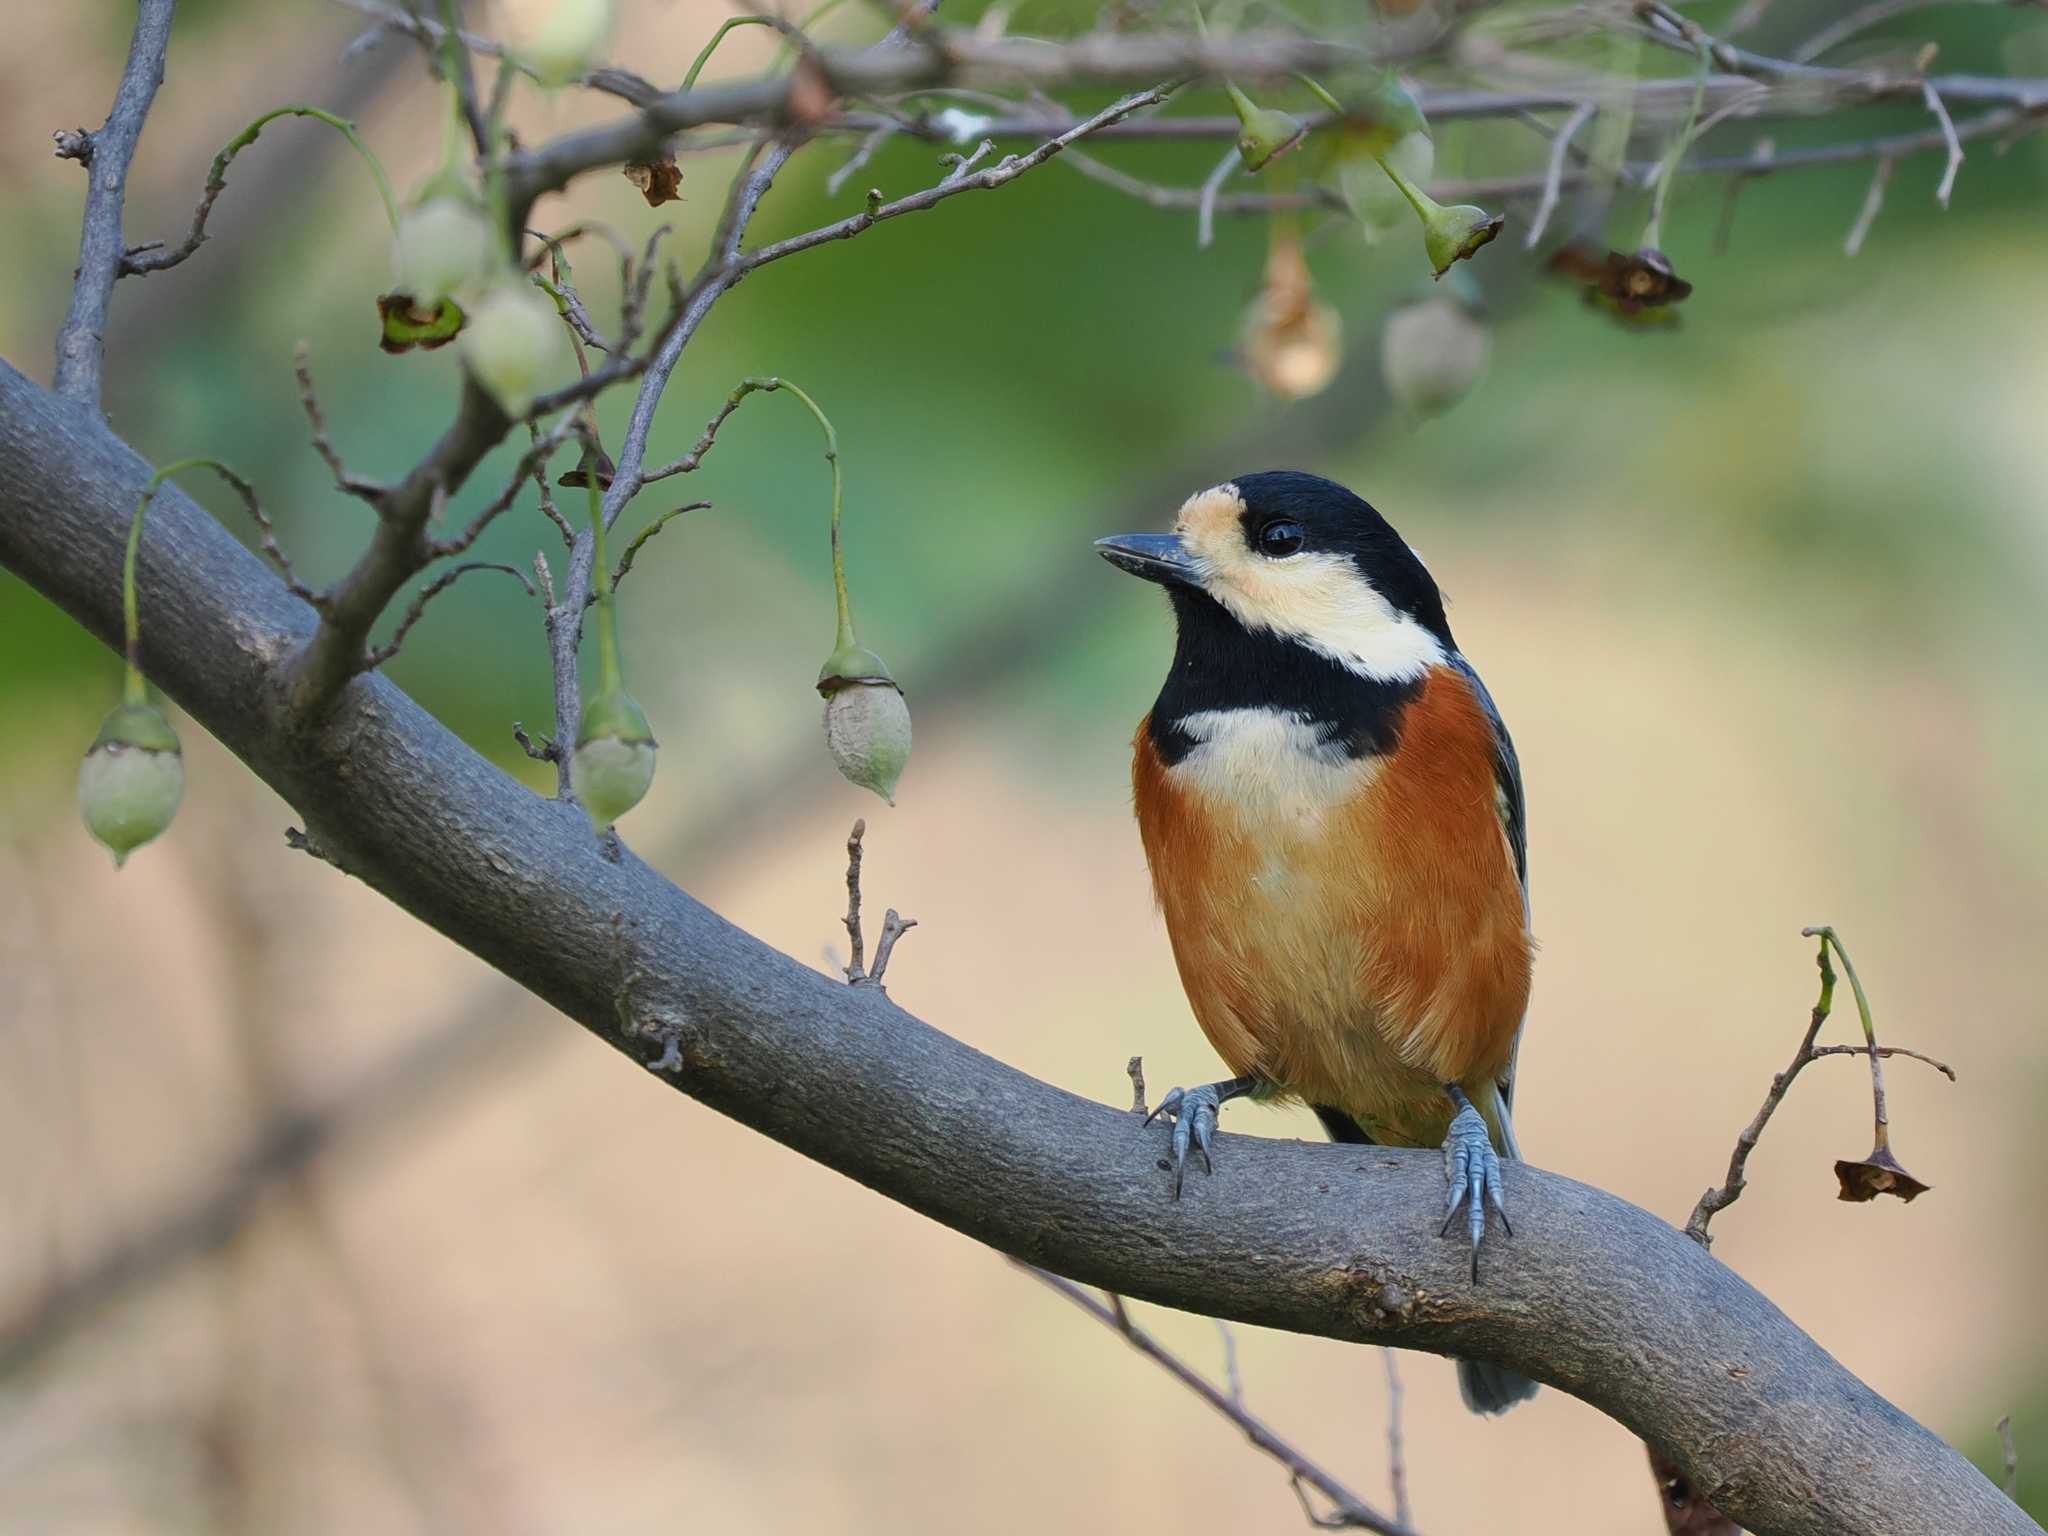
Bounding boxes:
2 2 2045 1532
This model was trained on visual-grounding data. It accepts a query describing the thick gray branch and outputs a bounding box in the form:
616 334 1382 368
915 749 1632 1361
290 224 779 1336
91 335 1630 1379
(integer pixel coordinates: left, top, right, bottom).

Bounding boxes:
53 0 178 406
0 357 2033 1536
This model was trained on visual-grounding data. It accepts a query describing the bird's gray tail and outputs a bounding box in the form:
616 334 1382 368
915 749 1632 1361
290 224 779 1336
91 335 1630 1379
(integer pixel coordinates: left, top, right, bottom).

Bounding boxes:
1456 1358 1539 1415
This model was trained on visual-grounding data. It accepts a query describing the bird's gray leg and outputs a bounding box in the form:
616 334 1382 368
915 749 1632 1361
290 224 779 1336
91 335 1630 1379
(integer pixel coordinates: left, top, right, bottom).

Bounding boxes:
1144 1074 1263 1198
1440 1083 1511 1281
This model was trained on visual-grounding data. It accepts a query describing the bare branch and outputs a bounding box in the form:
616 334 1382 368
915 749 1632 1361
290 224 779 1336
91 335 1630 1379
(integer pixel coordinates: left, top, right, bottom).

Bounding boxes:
53 0 175 405
295 343 383 501
362 561 534 671
1016 1266 1421 1536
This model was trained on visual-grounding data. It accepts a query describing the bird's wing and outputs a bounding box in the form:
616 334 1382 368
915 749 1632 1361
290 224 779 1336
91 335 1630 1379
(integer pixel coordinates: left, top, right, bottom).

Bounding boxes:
1447 652 1529 1129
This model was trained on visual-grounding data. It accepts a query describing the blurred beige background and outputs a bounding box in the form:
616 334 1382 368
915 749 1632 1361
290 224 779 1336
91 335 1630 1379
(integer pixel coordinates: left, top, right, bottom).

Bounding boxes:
4 2 2047 1533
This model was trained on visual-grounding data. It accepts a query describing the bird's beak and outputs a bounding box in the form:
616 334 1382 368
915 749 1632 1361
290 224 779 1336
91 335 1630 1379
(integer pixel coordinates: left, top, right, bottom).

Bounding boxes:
1094 531 1199 589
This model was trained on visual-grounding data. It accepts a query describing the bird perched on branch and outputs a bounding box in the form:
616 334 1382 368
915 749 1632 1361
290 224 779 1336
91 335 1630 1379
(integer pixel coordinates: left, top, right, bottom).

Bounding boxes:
1098 470 1537 1415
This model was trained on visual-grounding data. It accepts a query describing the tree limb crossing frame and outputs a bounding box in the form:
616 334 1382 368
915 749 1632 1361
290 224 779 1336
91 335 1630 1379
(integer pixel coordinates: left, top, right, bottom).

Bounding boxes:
0 361 2033 1536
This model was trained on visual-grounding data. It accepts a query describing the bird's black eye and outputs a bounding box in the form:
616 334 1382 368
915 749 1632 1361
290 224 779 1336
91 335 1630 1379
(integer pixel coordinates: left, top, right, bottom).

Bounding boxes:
1256 519 1305 558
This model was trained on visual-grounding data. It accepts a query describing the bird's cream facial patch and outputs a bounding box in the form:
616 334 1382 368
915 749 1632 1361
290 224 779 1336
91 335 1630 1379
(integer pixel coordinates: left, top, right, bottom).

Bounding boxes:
1175 483 1444 683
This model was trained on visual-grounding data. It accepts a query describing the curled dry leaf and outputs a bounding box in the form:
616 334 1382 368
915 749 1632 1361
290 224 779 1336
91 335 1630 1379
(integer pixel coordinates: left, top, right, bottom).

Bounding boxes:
1550 245 1695 325
377 292 465 353
1834 1143 1932 1203
624 154 682 207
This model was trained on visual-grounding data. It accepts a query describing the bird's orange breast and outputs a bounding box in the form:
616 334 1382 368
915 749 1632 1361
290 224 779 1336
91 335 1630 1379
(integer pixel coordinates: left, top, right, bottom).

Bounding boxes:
1132 665 1532 1147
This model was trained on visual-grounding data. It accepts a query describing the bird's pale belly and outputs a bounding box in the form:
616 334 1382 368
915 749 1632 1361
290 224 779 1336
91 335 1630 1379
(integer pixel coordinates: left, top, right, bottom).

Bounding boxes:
1132 684 1532 1149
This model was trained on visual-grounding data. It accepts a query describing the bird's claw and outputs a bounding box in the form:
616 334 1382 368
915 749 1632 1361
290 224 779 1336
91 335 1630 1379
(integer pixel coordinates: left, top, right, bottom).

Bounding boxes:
1441 1101 1510 1282
1146 1082 1224 1199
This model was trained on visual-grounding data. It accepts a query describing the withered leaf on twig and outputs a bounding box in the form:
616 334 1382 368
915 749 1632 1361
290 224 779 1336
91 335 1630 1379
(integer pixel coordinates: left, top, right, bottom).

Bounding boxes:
1550 245 1695 325
557 442 617 491
623 154 682 207
377 292 465 354
1834 1143 1932 1203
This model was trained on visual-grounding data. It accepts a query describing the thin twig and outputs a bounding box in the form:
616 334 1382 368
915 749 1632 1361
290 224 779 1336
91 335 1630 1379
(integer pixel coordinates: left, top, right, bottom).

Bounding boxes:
1922 77 1965 205
1127 1055 1148 1117
295 343 383 500
612 502 712 586
1218 1320 1244 1408
511 722 559 763
2000 1415 2019 1501
842 818 868 982
826 124 895 194
53 0 176 405
1808 1043 1955 1079
1686 936 1841 1247
1196 145 1239 249
1687 927 1952 1246
430 418 579 558
1524 101 1595 248
362 562 534 670
870 911 918 987
1381 1349 1412 1530
1844 155 1896 254
1014 1265 1421 1536
641 387 765 482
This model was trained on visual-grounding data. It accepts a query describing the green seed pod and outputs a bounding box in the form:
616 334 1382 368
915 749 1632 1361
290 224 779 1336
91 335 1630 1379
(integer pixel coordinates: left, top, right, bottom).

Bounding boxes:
78 700 184 867
394 195 495 304
822 681 911 806
526 0 616 87
570 685 656 830
1381 285 1490 419
460 281 566 417
1422 202 1505 279
1224 83 1306 174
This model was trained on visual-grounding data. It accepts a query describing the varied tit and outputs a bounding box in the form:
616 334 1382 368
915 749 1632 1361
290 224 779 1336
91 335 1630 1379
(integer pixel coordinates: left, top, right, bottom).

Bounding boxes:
1097 470 1537 1416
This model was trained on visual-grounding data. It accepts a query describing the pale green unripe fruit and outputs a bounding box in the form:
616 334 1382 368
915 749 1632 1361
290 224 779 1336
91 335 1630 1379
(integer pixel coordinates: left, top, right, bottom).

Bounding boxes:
1340 131 1433 244
395 196 494 304
460 282 565 416
525 0 615 87
571 686 656 831
822 682 911 806
79 701 184 867
1423 202 1505 278
1381 293 1490 419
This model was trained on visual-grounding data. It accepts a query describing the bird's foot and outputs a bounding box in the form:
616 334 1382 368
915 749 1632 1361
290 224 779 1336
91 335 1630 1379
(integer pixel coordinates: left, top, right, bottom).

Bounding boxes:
1440 1085 1511 1282
1144 1074 1259 1199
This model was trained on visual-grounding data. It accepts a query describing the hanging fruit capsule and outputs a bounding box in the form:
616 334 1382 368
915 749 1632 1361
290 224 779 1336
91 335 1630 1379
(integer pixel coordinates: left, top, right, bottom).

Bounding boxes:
570 684 657 830
525 0 615 87
818 642 911 806
394 192 495 305
78 699 184 867
460 280 566 416
1381 273 1490 419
